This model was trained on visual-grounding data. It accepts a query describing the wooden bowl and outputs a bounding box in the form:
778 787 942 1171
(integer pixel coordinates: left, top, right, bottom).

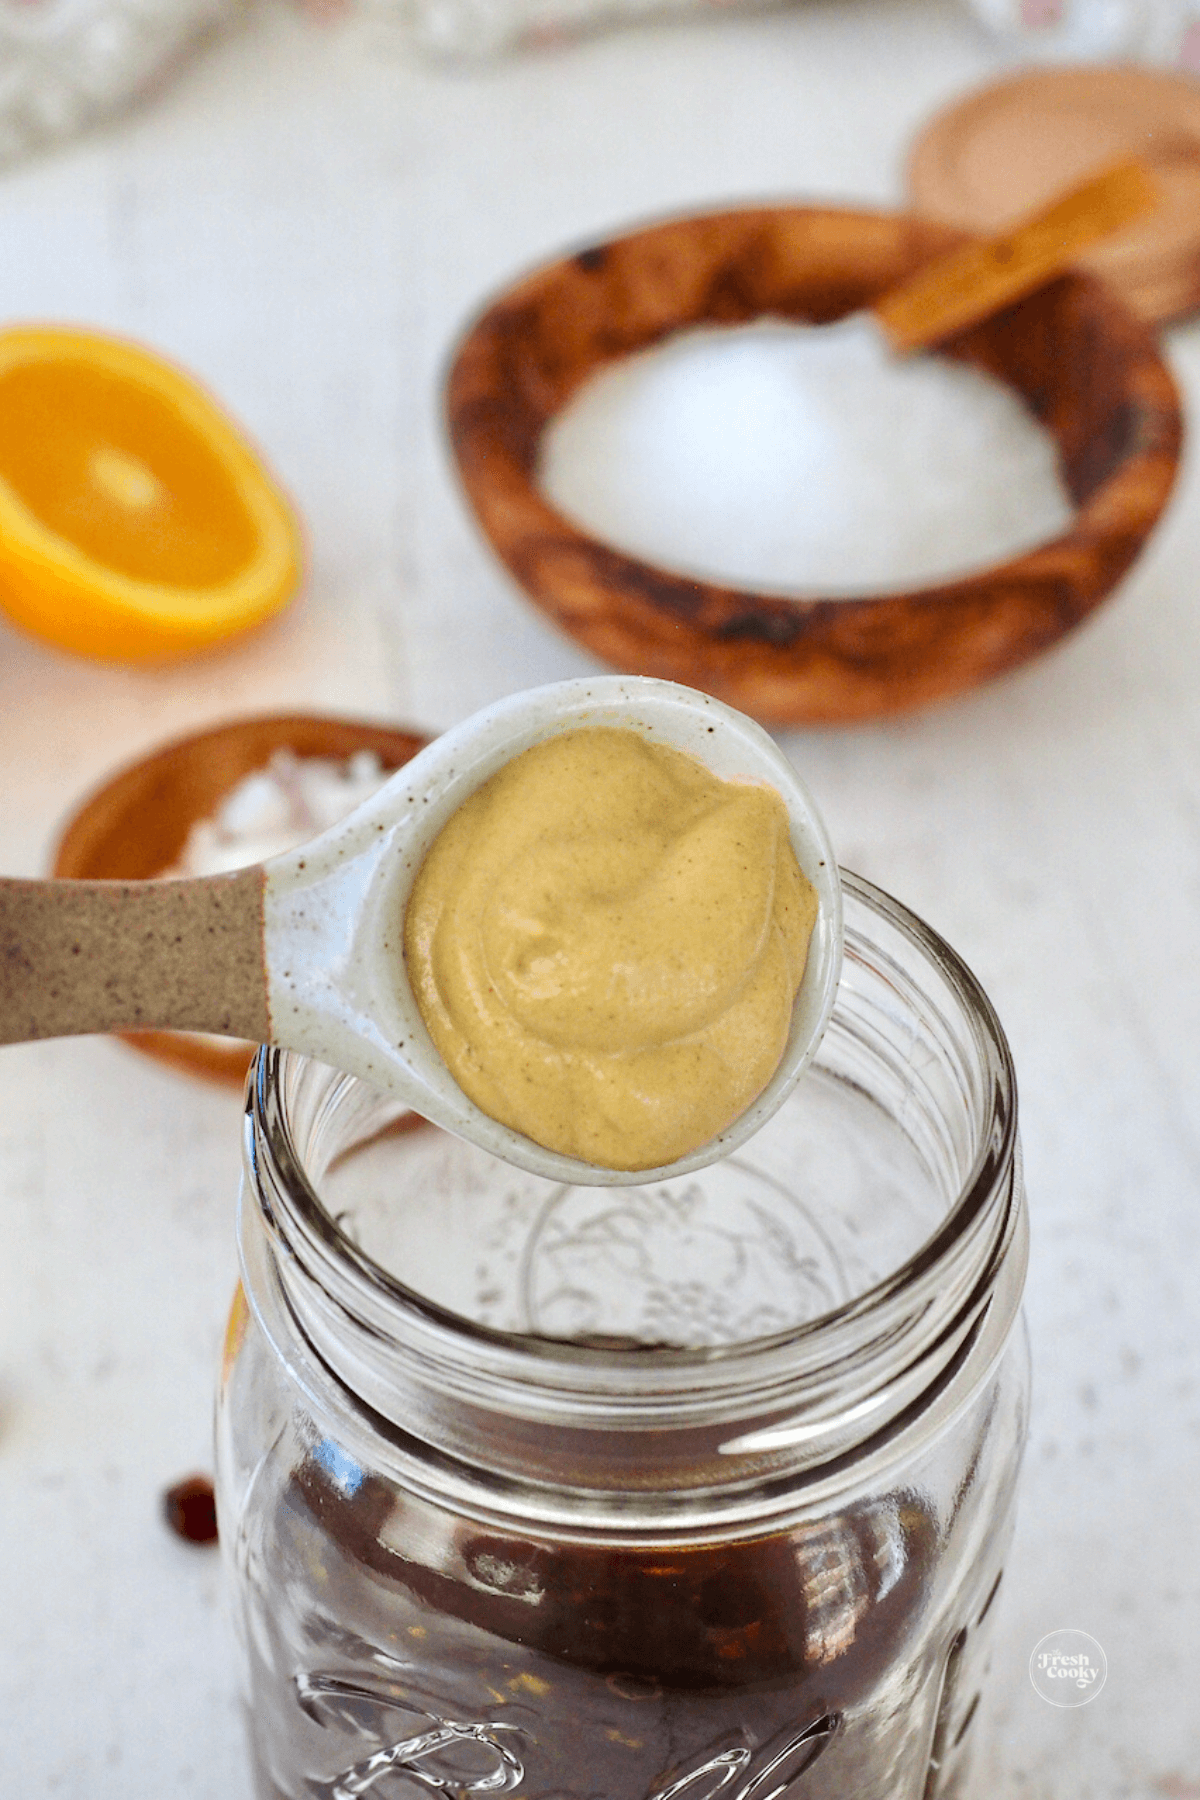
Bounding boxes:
52 714 429 1086
446 206 1183 725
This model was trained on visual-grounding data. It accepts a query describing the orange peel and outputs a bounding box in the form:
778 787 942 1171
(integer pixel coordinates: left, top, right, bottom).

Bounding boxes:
0 326 303 661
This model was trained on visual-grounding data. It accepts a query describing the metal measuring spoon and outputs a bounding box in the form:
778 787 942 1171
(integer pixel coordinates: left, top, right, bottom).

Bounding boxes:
0 677 842 1187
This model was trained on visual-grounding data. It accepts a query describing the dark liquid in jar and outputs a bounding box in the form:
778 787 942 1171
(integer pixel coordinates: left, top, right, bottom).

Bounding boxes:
237 1446 1001 1800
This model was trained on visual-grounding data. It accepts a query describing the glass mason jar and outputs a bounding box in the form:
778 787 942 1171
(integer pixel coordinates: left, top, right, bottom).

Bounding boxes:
216 871 1029 1800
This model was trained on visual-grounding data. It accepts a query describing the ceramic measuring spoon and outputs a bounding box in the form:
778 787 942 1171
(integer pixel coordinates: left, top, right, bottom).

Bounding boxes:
0 676 842 1188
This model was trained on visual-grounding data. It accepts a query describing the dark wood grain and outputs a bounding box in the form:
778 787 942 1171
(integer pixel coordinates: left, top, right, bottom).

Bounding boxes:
446 206 1183 724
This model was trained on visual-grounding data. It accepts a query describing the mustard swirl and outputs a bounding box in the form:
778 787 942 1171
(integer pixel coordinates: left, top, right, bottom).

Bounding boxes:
403 728 817 1170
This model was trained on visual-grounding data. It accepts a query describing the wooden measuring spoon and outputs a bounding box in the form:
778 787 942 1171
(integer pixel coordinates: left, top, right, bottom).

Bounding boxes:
0 676 842 1188
874 158 1158 354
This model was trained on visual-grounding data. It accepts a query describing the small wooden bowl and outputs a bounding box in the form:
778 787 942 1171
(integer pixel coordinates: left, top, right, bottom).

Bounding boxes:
52 714 429 1086
446 206 1183 724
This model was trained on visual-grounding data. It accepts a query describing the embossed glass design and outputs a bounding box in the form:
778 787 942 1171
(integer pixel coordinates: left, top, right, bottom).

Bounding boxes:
217 871 1030 1800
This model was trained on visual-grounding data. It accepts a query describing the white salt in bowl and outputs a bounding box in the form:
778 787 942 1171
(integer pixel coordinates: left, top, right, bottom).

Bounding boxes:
52 714 429 1087
445 204 1181 725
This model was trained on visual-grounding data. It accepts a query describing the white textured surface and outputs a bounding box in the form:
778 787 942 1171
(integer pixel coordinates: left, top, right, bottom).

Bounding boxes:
0 1 1197 1793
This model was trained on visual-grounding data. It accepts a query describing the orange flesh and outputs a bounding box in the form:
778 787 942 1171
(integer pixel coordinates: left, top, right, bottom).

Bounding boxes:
0 362 258 589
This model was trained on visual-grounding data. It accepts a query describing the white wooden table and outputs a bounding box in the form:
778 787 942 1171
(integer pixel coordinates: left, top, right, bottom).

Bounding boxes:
0 2 1198 1791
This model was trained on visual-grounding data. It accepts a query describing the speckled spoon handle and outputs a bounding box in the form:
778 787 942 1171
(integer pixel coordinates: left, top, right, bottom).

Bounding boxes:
0 678 842 1188
0 868 269 1045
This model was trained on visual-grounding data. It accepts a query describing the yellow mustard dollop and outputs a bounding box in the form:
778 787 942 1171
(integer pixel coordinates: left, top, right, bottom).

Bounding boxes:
402 727 817 1171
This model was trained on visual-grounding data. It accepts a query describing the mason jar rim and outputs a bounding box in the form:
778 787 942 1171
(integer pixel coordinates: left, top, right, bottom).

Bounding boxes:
239 867 1024 1517
247 868 1015 1365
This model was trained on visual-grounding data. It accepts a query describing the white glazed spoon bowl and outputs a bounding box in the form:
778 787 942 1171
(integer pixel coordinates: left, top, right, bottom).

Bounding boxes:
262 675 843 1187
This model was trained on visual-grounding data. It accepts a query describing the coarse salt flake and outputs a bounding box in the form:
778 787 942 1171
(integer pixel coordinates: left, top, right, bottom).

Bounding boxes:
539 316 1075 595
172 749 392 878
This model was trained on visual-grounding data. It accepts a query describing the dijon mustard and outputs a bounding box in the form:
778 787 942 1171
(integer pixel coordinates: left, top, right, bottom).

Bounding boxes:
402 728 816 1171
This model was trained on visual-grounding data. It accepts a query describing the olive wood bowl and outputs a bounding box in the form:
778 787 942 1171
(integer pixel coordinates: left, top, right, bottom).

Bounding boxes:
446 205 1183 725
52 713 428 1087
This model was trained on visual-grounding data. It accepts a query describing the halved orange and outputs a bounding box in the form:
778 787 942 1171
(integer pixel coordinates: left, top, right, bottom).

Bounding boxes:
0 326 303 661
